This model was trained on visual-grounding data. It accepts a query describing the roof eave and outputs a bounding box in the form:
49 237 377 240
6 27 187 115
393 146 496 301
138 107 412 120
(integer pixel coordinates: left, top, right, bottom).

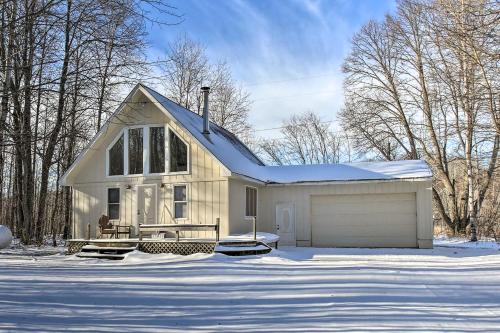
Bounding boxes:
265 176 432 186
230 173 267 185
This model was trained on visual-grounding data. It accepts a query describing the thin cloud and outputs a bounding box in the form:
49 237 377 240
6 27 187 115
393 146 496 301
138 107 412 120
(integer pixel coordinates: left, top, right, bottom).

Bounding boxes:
149 0 395 137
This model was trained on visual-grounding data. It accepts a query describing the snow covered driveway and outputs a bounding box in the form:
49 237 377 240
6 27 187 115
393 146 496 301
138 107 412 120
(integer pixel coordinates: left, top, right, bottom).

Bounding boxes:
1 246 500 332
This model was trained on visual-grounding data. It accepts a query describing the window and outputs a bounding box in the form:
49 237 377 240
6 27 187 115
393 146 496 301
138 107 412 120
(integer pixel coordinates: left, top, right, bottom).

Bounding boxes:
245 186 257 217
173 185 187 219
169 129 188 172
108 134 124 175
149 127 165 173
106 125 190 177
128 128 143 174
108 188 120 220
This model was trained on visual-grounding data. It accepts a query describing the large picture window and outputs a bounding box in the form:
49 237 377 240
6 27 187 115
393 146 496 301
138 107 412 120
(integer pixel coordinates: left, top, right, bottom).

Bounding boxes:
169 129 188 172
245 186 257 218
128 128 143 174
173 185 187 219
108 188 120 220
149 127 165 173
106 125 189 177
108 134 124 175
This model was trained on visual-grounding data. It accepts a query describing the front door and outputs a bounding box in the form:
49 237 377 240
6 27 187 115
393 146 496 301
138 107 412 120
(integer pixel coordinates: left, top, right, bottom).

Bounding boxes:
275 202 295 246
136 185 157 232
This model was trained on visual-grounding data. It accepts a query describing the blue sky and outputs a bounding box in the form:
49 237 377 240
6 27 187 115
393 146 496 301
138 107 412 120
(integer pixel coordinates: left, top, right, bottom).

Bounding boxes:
147 0 396 138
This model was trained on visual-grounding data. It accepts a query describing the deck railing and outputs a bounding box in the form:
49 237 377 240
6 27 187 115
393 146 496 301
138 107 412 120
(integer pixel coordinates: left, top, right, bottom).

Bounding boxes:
139 218 220 242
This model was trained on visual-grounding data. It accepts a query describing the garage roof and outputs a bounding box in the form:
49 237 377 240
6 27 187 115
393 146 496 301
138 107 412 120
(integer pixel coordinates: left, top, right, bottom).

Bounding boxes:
257 160 432 184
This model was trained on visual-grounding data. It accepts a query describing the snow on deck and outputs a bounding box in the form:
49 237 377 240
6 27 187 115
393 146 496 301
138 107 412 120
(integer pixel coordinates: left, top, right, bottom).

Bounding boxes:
222 232 279 244
1 244 500 332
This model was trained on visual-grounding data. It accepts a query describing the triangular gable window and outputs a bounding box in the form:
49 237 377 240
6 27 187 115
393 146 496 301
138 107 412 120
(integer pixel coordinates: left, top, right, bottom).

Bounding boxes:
169 129 188 172
108 134 124 176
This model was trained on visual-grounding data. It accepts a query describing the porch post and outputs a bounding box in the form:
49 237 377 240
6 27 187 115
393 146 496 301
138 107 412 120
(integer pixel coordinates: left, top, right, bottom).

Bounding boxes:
216 218 220 242
253 216 257 241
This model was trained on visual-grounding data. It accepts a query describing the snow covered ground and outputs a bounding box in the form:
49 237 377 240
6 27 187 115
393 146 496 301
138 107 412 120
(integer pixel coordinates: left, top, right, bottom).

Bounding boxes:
1 243 500 332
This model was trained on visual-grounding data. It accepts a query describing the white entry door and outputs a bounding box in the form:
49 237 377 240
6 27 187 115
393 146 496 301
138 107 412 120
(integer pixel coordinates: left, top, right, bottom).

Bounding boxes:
136 185 157 232
275 202 296 246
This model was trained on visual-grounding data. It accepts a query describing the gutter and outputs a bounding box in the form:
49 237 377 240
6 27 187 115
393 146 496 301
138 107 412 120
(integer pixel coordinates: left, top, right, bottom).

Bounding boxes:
265 177 432 186
230 172 432 186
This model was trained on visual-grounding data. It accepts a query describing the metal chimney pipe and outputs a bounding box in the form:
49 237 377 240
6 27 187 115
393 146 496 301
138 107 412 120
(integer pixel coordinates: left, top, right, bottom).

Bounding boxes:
201 86 210 134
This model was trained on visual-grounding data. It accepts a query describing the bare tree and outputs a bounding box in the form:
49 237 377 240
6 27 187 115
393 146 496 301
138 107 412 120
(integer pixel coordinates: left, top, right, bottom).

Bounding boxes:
0 0 181 244
259 112 346 165
160 36 253 137
341 0 499 239
161 34 208 112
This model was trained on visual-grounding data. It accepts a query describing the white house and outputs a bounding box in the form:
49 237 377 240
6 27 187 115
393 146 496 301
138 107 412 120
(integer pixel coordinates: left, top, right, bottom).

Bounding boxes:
61 83 433 249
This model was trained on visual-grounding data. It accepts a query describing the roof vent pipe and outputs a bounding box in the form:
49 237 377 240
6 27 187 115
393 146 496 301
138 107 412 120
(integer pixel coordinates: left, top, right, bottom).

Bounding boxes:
201 86 210 134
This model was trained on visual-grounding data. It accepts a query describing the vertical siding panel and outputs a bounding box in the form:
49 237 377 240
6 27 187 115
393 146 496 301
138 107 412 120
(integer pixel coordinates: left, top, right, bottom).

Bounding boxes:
192 144 199 181
73 189 79 238
214 181 220 239
190 182 198 238
199 182 206 238
90 189 96 238
84 191 90 238
207 182 214 238
159 184 164 224
126 185 132 229
166 182 173 223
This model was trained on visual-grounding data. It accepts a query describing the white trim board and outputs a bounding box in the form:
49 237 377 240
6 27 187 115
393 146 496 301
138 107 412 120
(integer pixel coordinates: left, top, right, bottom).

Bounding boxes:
104 123 190 179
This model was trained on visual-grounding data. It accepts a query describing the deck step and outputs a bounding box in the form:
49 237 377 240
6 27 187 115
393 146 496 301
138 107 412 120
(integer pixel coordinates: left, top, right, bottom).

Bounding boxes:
215 241 272 256
75 252 126 260
76 244 137 260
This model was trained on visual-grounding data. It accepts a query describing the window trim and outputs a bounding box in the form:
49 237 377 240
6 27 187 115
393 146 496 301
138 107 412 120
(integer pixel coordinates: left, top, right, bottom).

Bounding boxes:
127 126 145 175
105 130 126 178
172 184 189 220
148 125 166 175
106 187 121 221
105 124 190 178
244 185 258 219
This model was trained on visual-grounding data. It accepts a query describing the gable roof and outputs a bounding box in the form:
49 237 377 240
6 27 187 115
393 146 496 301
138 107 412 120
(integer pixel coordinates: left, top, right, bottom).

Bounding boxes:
140 85 265 176
61 84 432 186
60 83 265 185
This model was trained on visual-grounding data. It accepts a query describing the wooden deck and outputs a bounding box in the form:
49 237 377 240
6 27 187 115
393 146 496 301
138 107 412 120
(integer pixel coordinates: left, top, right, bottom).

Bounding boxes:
67 235 277 257
67 238 217 256
68 222 277 257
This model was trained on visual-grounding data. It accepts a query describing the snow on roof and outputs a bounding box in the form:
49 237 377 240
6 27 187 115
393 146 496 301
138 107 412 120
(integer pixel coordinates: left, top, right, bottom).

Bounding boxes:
142 85 265 176
144 86 431 184
259 160 432 184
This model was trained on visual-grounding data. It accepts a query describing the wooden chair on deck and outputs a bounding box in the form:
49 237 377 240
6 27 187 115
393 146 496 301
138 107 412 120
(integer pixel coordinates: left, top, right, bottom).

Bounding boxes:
98 215 131 239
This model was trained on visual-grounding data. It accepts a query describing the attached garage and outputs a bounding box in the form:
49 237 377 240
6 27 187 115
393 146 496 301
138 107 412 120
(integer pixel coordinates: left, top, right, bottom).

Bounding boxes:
311 193 417 248
255 160 433 249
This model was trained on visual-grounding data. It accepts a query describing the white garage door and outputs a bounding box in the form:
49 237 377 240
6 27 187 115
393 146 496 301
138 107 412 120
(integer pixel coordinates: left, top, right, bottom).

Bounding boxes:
311 193 417 248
